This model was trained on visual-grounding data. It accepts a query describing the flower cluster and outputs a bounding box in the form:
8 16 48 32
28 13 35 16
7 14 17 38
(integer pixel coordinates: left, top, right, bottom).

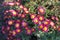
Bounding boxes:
1 0 60 40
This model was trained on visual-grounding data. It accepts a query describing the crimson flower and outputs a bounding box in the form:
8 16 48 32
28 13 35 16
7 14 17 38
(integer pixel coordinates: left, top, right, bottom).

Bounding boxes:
38 6 45 15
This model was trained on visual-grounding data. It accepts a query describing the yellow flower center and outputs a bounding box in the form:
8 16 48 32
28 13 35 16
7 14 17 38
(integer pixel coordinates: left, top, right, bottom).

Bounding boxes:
39 25 43 29
43 27 47 31
39 17 43 20
12 31 16 35
16 29 21 33
44 22 48 24
15 23 20 28
8 21 13 25
31 15 35 19
13 12 17 15
39 8 44 13
27 30 31 33
34 19 38 23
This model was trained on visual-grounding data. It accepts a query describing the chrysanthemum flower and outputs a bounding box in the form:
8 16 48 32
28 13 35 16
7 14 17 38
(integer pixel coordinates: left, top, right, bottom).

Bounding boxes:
25 27 29 30
23 7 28 11
18 14 21 17
38 24 44 30
7 26 10 30
53 26 57 30
9 10 17 16
16 20 21 23
38 6 45 15
15 2 20 5
51 16 55 20
30 14 36 19
26 29 32 35
12 30 16 36
20 5 24 9
43 20 50 25
12 11 17 16
21 21 28 27
25 10 29 14
33 17 39 24
42 26 48 32
55 17 59 21
16 29 21 33
21 14 26 18
15 23 20 28
5 10 17 16
8 20 13 25
50 21 55 26
31 28 35 32
38 16 44 21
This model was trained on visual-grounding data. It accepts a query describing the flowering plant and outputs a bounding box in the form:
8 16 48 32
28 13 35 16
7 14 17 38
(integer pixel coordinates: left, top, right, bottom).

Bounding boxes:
0 0 60 40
